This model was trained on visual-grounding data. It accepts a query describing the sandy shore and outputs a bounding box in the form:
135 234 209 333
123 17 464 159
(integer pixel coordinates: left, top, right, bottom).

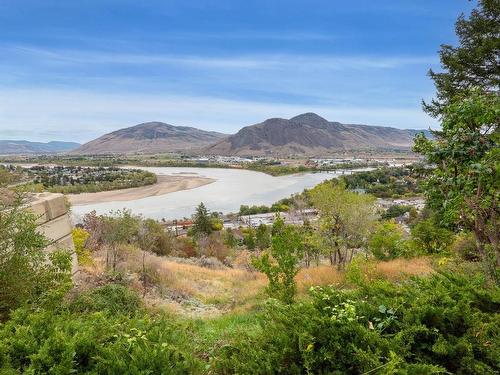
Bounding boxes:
67 175 215 206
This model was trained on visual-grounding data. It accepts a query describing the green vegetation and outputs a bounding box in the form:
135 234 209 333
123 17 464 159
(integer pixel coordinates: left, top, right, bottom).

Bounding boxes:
21 166 157 194
252 216 304 304
238 198 292 215
415 0 499 277
208 269 499 374
0 165 24 186
0 2 498 373
340 166 423 198
368 221 406 260
309 180 378 267
0 195 72 322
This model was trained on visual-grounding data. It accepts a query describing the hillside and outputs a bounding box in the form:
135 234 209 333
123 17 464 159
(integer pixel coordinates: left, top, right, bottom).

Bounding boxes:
72 121 227 155
205 113 430 156
0 140 80 155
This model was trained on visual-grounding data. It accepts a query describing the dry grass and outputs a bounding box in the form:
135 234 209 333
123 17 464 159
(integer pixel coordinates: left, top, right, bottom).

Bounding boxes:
81 246 267 315
80 247 433 317
374 256 433 281
296 256 433 294
297 265 345 293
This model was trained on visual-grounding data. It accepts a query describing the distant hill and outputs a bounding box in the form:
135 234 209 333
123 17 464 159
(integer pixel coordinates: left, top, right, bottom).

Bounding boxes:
204 113 431 156
0 140 80 155
72 122 227 155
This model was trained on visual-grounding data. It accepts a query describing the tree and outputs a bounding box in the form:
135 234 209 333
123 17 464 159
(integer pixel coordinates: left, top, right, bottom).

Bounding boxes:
302 219 322 267
414 92 499 268
192 202 213 237
138 219 175 257
423 0 499 117
102 209 140 271
255 224 271 250
252 216 304 304
0 194 72 321
309 181 378 268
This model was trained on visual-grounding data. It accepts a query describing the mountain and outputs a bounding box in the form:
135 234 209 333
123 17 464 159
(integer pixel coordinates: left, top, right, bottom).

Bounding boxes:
204 113 430 156
72 122 227 155
0 140 80 155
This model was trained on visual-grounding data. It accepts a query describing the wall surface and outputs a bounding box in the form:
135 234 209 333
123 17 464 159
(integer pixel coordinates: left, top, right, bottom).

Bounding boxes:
29 193 78 275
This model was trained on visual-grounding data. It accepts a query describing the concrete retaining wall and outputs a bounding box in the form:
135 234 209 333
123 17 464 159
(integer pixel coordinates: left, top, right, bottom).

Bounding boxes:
29 193 78 275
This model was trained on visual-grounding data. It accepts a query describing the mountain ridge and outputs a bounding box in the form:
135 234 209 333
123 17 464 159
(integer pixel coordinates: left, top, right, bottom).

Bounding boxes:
204 113 430 156
0 140 80 155
72 121 228 155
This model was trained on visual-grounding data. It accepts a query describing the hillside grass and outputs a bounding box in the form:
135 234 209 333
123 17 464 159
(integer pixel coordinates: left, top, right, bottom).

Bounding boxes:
78 247 433 317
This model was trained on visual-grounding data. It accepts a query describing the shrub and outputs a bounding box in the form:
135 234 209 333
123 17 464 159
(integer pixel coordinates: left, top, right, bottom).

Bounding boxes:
210 269 500 374
0 196 72 321
69 284 142 315
368 220 406 260
252 216 304 304
0 307 202 374
451 231 479 261
72 227 93 266
409 217 454 254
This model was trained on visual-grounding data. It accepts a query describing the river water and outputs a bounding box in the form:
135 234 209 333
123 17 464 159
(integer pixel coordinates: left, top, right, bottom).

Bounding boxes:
71 167 361 221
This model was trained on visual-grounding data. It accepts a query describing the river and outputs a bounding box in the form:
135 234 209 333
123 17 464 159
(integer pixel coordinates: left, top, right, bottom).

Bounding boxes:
71 166 365 221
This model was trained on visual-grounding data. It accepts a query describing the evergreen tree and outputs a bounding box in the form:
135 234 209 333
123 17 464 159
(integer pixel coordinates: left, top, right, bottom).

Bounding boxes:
424 0 499 117
192 202 213 237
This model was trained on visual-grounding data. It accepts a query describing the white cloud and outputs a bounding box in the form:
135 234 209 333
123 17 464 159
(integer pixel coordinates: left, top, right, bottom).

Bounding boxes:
0 88 437 143
3 45 437 71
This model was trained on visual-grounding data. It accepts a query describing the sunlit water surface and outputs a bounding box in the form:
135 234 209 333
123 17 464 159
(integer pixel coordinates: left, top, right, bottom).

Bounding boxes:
71 167 364 220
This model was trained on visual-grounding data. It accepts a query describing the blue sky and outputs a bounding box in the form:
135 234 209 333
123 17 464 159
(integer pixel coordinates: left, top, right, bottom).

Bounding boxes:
0 0 473 143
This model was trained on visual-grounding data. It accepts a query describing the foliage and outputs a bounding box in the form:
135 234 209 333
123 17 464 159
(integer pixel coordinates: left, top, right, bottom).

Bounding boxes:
69 284 142 315
210 270 500 374
242 227 256 250
409 217 454 255
138 219 176 256
22 166 157 194
415 92 499 269
255 224 271 250
0 165 24 186
72 227 93 266
0 290 202 374
451 231 480 261
309 180 377 267
0 195 72 321
192 202 213 238
222 228 238 248
301 220 322 267
340 166 423 198
239 200 291 216
369 220 406 260
381 204 412 220
252 216 304 303
423 0 500 117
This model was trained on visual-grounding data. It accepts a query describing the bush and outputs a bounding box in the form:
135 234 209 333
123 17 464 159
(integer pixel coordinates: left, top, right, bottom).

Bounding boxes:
0 196 72 321
252 217 304 304
368 221 406 260
451 231 479 261
72 227 93 266
69 284 142 315
0 307 202 374
210 269 500 374
409 217 454 254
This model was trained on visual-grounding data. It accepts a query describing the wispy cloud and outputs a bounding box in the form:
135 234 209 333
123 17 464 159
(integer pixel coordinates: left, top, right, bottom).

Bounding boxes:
0 88 437 143
3 45 437 71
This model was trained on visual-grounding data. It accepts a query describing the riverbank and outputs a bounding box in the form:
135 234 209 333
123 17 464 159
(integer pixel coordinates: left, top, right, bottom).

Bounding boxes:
67 175 215 206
